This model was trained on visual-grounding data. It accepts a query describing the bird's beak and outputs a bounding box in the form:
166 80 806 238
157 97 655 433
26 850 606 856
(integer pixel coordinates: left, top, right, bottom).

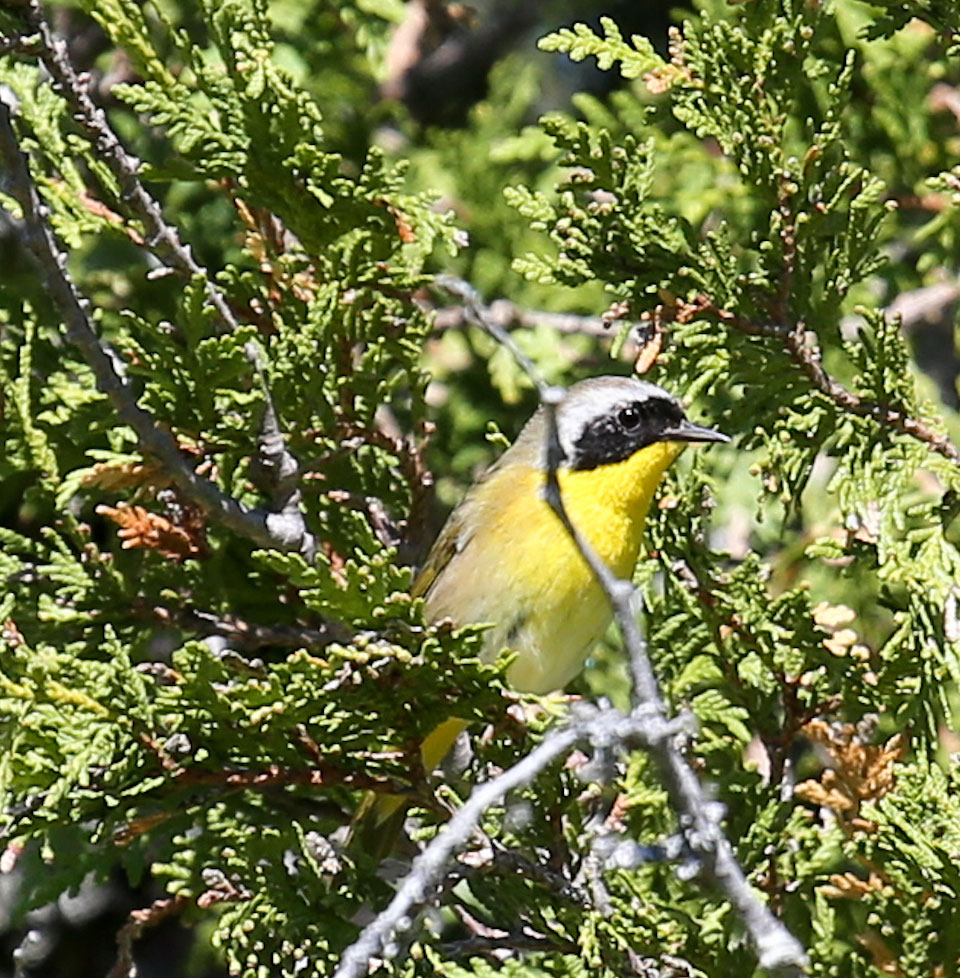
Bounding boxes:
661 420 731 444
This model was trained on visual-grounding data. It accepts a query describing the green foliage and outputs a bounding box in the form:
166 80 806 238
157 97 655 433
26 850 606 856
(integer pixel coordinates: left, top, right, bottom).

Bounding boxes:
2 0 960 977
537 15 665 80
861 0 960 45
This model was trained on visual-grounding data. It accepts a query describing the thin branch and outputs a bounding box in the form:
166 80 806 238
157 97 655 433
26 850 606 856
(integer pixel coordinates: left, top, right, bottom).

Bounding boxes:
430 298 636 343
20 3 316 558
0 97 300 551
884 279 960 329
435 276 548 385
483 844 588 905
168 761 412 796
333 705 686 978
0 30 40 59
131 732 425 804
140 602 351 650
326 489 402 548
433 279 809 974
437 931 580 960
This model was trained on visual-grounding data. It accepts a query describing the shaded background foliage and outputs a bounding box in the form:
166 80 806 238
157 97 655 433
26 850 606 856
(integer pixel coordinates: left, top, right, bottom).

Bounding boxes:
1 1 960 977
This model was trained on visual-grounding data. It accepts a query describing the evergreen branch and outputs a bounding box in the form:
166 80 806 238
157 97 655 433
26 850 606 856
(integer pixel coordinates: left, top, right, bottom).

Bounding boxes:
670 290 960 468
436 275 809 974
20 1 316 558
0 96 305 552
724 309 960 468
334 705 686 978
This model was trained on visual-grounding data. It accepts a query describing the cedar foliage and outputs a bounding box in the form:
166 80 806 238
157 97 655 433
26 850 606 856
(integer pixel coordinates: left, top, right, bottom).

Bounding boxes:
2 1 960 976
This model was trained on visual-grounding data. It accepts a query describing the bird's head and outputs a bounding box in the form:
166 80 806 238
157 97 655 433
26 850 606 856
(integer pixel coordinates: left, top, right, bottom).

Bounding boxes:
520 375 729 471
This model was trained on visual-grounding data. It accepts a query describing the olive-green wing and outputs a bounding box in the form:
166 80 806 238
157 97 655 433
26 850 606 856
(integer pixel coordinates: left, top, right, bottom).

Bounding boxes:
411 502 473 599
411 437 523 601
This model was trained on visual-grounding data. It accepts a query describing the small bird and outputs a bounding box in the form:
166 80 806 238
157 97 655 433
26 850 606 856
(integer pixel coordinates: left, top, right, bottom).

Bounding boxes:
353 374 729 855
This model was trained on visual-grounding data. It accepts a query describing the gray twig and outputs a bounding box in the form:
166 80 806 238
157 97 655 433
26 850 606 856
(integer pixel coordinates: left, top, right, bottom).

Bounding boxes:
140 603 351 650
333 705 685 978
437 931 579 960
18 2 315 558
430 298 637 345
431 276 809 974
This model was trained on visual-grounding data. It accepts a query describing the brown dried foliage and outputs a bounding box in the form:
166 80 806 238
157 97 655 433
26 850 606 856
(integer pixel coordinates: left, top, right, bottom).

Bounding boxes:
232 193 316 307
794 720 904 830
1 619 25 648
821 871 885 900
97 502 207 560
50 179 145 245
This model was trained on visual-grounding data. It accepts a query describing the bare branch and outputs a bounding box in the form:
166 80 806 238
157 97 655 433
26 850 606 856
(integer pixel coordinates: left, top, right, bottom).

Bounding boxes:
19 2 316 558
437 931 579 960
433 279 809 974
430 297 636 344
333 705 687 978
168 761 412 796
435 276 549 387
0 97 306 551
885 280 960 329
482 844 588 905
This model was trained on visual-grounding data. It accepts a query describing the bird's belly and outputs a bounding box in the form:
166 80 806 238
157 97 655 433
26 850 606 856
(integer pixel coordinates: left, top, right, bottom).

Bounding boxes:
424 447 679 695
502 573 612 694
435 482 645 694
505 491 640 691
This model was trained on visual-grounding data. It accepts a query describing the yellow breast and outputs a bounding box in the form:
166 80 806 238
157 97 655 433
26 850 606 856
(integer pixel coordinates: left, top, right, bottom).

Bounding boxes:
424 441 682 694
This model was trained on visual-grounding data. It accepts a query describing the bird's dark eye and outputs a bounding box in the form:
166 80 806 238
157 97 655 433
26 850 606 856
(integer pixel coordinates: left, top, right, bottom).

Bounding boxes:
617 404 642 430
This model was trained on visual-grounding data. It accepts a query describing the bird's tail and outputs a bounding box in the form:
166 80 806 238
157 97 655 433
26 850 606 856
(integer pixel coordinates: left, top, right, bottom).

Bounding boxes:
348 717 468 862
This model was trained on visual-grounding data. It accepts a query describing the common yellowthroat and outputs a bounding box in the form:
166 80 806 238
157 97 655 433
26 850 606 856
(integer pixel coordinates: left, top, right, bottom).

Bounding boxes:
353 375 728 855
